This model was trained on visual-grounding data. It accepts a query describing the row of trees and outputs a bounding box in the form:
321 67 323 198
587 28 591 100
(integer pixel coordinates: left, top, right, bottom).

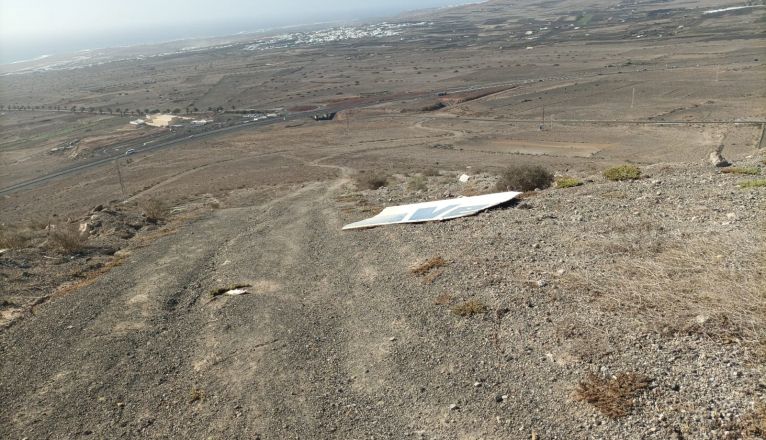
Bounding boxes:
0 104 275 117
0 104 206 116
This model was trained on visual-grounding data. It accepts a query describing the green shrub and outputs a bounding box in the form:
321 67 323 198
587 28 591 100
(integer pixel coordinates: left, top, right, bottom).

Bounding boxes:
721 167 760 175
604 165 641 181
739 179 766 188
496 165 553 191
556 177 584 188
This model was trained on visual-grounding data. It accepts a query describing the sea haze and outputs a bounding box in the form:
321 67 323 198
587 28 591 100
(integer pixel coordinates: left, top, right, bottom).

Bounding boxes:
1 1 476 64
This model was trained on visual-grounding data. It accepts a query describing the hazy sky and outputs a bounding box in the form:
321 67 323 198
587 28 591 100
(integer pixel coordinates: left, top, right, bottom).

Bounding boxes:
1 0 461 40
0 0 467 62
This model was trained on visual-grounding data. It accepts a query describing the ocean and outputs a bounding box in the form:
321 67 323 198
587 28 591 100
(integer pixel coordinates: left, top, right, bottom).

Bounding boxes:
1 1 479 64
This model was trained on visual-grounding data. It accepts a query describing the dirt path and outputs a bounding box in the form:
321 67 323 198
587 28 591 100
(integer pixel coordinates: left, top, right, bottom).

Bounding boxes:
0 170 427 438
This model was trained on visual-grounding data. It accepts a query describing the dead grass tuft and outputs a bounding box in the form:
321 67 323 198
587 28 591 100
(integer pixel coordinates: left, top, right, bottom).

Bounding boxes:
140 198 169 222
459 185 494 197
496 165 553 192
48 225 86 253
411 256 448 276
563 233 766 343
434 292 452 305
355 172 389 190
0 227 31 249
422 269 443 284
407 175 428 192
574 372 650 418
739 402 766 438
188 388 206 403
452 299 488 317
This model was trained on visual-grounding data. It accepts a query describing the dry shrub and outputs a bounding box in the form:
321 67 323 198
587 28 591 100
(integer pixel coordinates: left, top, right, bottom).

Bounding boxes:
411 256 447 276
434 292 452 305
408 175 427 192
738 402 766 438
496 165 553 192
564 233 766 343
188 388 206 403
452 299 488 317
422 167 440 177
0 227 31 249
26 216 51 230
574 372 650 418
49 225 86 253
356 172 388 190
141 198 169 222
422 269 443 284
420 102 446 112
459 185 493 197
603 164 641 181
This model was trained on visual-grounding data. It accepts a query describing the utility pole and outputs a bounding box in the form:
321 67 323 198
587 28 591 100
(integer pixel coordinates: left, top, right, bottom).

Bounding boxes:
115 160 126 197
541 106 545 130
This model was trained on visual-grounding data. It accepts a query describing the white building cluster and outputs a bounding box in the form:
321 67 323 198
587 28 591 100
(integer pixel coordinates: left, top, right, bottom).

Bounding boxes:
244 22 430 51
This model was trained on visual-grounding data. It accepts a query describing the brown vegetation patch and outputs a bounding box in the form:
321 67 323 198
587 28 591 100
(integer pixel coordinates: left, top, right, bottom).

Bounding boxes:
410 256 448 276
496 165 553 192
140 198 169 222
407 175 428 192
563 234 766 343
53 255 128 299
738 402 766 438
48 225 86 254
574 372 650 418
452 299 488 317
0 227 31 249
355 172 389 190
188 388 206 404
434 292 452 305
422 269 443 284
721 166 760 175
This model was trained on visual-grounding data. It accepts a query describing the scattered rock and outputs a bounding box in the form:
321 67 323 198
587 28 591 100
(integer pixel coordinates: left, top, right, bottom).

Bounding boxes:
709 145 730 167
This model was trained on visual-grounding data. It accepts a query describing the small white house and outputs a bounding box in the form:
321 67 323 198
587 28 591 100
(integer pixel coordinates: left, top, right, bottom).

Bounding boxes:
129 119 146 126
191 119 208 126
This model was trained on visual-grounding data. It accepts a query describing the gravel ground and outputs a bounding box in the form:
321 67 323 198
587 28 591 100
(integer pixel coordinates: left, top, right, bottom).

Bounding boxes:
1 158 764 439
